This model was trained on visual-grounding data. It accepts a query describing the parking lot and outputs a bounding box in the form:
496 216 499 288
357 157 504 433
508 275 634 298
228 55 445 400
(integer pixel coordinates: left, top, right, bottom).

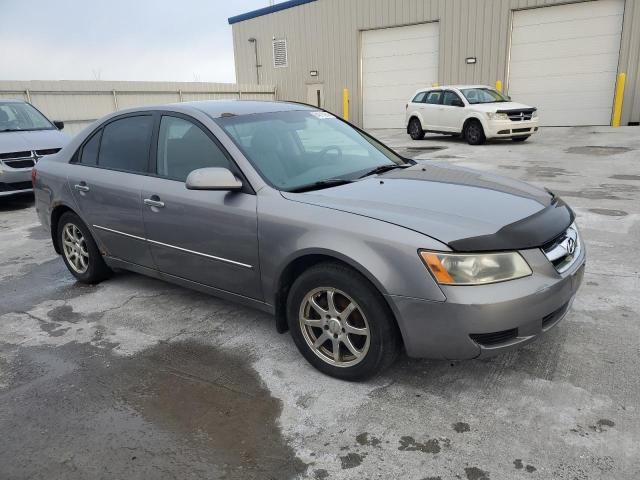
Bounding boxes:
1 126 638 479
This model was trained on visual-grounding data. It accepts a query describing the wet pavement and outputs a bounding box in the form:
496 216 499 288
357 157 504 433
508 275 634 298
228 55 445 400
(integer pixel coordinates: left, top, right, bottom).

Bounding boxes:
1 126 639 479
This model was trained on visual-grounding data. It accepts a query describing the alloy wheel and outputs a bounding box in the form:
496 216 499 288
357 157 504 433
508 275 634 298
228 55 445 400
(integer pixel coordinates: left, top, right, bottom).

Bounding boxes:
299 287 370 368
62 223 89 274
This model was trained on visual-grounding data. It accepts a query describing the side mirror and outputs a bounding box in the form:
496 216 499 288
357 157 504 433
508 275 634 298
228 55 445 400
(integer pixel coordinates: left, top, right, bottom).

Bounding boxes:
53 120 64 130
186 167 243 191
452 99 464 107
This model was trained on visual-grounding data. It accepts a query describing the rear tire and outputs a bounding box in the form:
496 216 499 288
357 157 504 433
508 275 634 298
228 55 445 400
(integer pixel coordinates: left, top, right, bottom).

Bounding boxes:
58 212 111 284
287 262 400 381
408 118 425 140
464 119 486 145
512 136 530 142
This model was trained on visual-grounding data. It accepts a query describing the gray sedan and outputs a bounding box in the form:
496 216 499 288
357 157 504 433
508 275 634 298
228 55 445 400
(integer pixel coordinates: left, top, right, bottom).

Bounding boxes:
33 101 585 380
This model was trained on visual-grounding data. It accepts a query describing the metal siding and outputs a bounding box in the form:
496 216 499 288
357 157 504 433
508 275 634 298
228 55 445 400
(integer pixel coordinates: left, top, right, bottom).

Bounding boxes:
232 0 639 126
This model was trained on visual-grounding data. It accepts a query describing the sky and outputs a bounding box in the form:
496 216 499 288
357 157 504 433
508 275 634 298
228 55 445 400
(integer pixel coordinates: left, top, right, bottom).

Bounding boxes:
0 0 271 83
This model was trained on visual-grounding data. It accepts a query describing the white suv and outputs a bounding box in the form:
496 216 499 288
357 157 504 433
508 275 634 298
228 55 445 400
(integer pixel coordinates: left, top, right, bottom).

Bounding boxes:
405 85 539 145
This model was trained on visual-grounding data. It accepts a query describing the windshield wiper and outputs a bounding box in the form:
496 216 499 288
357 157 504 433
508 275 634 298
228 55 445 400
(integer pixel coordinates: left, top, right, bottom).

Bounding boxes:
358 163 410 179
287 178 353 193
0 129 20 132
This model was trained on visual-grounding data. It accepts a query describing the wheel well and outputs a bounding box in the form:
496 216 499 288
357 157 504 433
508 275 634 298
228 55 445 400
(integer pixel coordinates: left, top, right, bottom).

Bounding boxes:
406 116 420 133
273 254 400 339
50 205 75 254
462 117 482 132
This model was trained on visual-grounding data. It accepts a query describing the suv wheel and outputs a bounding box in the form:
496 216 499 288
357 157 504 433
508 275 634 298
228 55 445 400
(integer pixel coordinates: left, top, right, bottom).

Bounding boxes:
408 118 425 140
464 119 486 145
287 262 400 380
58 212 111 284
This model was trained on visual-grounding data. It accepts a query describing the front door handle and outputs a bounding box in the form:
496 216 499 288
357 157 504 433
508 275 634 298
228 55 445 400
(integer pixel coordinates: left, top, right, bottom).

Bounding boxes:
144 196 165 209
74 182 90 193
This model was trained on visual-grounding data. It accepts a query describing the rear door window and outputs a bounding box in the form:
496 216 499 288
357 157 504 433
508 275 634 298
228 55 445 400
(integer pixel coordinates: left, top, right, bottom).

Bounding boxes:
98 115 153 173
425 91 443 104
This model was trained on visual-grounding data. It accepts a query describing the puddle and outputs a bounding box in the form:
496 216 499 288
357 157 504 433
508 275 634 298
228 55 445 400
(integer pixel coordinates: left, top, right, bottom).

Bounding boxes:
0 341 306 479
565 146 633 156
395 146 447 159
588 208 628 217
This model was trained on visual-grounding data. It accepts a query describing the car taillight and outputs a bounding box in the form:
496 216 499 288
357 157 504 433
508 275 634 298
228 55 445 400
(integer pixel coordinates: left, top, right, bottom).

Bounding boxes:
31 167 37 186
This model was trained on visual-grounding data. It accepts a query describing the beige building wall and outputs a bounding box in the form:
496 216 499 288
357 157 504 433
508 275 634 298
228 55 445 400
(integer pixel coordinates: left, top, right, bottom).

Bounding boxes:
231 0 640 127
0 80 276 136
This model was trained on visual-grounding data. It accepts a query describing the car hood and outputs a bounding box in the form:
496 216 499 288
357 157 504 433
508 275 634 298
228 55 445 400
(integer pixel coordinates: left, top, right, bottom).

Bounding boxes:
0 129 68 154
281 163 573 251
470 101 534 113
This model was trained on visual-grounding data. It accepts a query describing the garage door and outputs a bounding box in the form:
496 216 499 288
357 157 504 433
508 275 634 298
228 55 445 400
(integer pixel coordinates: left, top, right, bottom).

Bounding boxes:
362 22 439 129
508 0 624 126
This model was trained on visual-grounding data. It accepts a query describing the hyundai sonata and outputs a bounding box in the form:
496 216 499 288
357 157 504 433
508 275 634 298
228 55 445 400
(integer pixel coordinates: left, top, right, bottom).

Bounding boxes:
34 101 585 380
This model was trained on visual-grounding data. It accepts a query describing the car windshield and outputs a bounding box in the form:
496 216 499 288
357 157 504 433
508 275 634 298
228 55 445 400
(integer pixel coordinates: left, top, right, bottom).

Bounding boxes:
460 88 509 104
217 110 407 191
0 102 55 132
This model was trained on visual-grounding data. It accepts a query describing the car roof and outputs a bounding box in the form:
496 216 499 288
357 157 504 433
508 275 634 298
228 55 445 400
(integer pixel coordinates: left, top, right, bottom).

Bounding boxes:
415 85 491 92
119 100 318 119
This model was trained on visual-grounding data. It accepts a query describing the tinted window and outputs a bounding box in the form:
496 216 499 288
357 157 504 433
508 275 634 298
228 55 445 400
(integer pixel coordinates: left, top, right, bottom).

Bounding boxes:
98 115 153 173
412 92 427 103
443 91 463 106
80 130 101 165
425 91 442 104
156 116 230 181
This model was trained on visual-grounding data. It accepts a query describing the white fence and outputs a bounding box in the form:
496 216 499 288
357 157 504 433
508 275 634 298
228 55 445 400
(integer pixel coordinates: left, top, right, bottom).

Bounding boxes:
0 80 277 136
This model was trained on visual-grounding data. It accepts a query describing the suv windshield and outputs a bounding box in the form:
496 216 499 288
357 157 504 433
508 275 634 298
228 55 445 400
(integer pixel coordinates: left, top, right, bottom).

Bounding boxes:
217 110 406 192
460 88 508 104
0 102 55 132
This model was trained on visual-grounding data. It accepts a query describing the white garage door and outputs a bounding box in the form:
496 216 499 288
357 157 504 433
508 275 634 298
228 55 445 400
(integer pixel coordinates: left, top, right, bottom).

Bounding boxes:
508 0 624 126
362 22 439 129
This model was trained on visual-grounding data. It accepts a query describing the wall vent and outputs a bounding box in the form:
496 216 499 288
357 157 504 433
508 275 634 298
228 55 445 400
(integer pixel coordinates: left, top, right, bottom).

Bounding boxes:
272 39 288 68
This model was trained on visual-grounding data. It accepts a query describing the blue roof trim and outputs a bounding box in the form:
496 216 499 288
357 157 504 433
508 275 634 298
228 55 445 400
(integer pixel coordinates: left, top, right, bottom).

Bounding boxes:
228 0 317 24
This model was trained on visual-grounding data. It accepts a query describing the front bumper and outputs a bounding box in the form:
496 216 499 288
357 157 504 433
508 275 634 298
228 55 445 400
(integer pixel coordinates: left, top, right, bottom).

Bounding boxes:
386 246 585 360
485 118 539 138
0 165 33 197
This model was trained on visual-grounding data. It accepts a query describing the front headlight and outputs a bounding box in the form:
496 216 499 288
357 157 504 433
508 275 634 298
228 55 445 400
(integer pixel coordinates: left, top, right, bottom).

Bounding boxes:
532 110 538 118
419 250 532 285
486 112 509 121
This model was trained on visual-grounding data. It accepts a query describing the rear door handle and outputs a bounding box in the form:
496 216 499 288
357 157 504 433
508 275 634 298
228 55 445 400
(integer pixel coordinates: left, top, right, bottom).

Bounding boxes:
74 182 90 192
144 196 165 209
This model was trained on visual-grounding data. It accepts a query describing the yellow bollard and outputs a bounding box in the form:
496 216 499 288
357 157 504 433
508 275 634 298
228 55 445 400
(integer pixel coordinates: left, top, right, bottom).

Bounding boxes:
495 80 503 93
343 88 349 121
612 72 626 128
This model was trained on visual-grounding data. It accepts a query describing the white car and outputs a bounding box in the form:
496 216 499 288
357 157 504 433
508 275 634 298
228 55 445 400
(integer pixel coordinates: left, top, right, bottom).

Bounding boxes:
405 85 539 145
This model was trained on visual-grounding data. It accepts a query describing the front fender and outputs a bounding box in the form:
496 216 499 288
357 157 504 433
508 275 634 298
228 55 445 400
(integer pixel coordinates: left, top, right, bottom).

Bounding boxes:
258 190 447 306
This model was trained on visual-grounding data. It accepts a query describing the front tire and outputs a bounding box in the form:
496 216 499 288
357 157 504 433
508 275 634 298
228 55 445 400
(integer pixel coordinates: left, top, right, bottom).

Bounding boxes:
464 119 486 145
58 212 111 284
287 262 400 380
408 117 425 140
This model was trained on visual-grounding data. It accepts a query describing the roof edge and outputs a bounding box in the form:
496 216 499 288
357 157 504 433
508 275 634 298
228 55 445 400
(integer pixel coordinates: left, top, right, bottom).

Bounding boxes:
228 0 316 25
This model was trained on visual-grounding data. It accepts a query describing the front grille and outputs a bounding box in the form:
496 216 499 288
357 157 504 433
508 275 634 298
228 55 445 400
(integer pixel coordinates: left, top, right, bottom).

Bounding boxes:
0 181 33 192
542 302 570 330
470 328 518 346
0 151 31 160
498 109 535 122
35 148 61 156
4 159 35 169
542 223 581 273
